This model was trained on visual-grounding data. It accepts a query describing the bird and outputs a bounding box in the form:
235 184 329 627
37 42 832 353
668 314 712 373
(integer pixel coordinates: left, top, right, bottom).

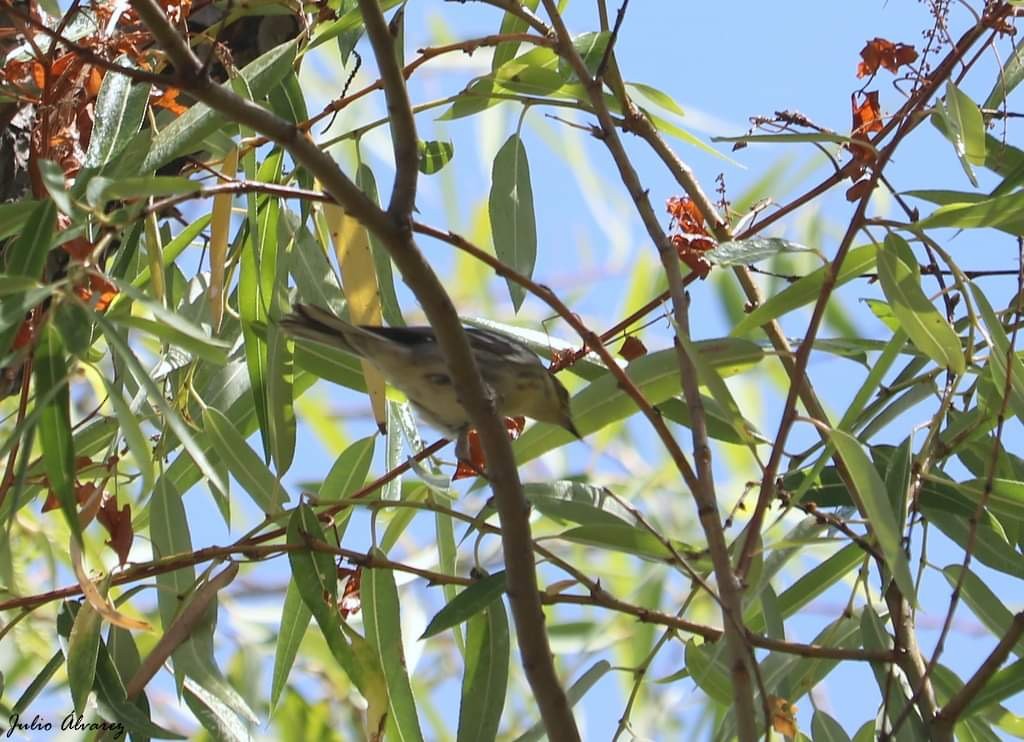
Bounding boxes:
279 304 579 457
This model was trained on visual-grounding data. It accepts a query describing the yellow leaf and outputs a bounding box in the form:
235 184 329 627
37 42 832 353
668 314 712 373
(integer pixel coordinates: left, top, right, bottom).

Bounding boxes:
323 201 387 430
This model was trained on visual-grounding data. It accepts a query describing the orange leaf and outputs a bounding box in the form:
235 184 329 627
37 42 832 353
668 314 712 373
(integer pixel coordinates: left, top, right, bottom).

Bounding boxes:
769 696 798 738
453 430 486 480
619 335 648 361
857 38 918 78
42 480 96 513
453 418 525 479
96 495 133 566
152 87 187 116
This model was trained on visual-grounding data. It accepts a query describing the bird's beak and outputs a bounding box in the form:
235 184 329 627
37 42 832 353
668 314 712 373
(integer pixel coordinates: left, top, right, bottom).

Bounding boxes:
563 418 582 440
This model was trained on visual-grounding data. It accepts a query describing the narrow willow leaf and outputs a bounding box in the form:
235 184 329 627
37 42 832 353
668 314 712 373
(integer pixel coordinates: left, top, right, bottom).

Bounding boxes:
270 579 313 711
492 0 540 70
94 309 226 500
971 283 1024 423
324 200 386 428
140 41 297 172
942 565 1024 657
984 35 1024 109
85 175 199 207
285 505 363 690
513 341 764 462
685 639 732 704
67 598 102 714
94 638 185 739
83 62 151 168
267 323 296 474
456 596 509 742
861 606 927 740
812 710 853 742
676 328 759 447
112 314 230 364
417 140 455 174
523 480 633 527
558 524 704 567
97 375 154 498
917 190 1024 233
829 428 916 601
362 551 425 742
706 237 813 266
356 164 404 326
925 508 1024 579
0 199 56 354
965 657 1024 717
746 544 864 632
489 134 537 312
626 81 686 116
202 407 288 514
421 571 507 639
512 660 612 742
34 324 81 544
943 82 987 180
877 234 964 374
732 244 877 336
318 435 376 502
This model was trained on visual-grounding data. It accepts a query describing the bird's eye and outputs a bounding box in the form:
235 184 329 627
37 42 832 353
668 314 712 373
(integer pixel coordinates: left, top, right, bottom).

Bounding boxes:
426 373 451 386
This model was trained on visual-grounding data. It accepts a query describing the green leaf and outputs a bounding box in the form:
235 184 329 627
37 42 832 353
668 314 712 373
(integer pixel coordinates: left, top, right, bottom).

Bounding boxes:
965 657 1024 717
202 407 288 514
67 598 102 714
417 140 455 174
34 324 81 544
513 341 764 462
941 82 986 185
732 244 877 336
267 323 296 474
270 578 313 710
685 639 731 704
0 198 56 354
746 543 864 632
85 175 199 207
0 201 43 241
523 480 633 526
286 505 363 689
984 35 1024 109
828 428 916 601
421 571 507 639
84 64 151 168
707 237 814 266
318 435 376 503
812 711 852 742
356 164 404 327
512 660 612 742
971 284 1024 424
925 508 1024 579
97 374 154 499
362 550 425 742
942 565 1024 657
456 594 509 742
626 81 685 116
141 40 298 173
917 190 1024 233
38 159 73 216
861 606 928 740
112 314 230 364
558 524 704 566
489 134 537 312
491 0 539 70
877 233 964 374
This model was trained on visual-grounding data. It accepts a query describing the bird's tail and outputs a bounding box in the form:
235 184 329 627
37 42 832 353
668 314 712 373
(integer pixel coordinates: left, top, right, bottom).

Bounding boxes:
279 304 360 356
